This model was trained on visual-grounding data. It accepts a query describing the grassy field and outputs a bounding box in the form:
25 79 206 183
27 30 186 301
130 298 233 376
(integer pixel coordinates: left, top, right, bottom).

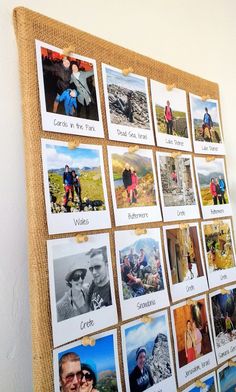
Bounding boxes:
200 186 228 206
155 104 187 137
49 169 105 206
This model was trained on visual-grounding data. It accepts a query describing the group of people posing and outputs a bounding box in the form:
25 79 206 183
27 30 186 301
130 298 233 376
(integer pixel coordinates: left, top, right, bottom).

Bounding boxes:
42 54 96 118
209 176 227 205
59 352 99 392
121 247 163 297
184 319 203 364
122 163 138 204
57 247 111 322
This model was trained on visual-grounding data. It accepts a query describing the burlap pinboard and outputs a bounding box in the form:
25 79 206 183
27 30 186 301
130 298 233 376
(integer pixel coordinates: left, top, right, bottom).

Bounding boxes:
13 6 231 392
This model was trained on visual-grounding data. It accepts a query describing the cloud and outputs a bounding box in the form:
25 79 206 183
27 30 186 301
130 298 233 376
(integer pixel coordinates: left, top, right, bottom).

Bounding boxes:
46 145 100 169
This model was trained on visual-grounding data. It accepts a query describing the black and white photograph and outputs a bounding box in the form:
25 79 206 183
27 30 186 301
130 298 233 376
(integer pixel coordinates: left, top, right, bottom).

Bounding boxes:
163 223 208 302
194 156 231 219
189 93 224 155
47 233 117 347
115 228 169 320
156 151 200 222
210 285 236 364
150 80 191 151
102 63 155 145
35 40 104 137
107 145 162 226
121 309 176 392
53 329 122 392
41 138 111 234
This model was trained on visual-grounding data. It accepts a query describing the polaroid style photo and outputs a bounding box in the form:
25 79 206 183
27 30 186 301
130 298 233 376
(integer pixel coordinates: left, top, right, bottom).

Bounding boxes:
209 284 236 364
121 309 176 392
194 156 231 220
156 151 200 222
163 222 208 302
150 80 192 151
114 228 169 320
35 40 103 137
41 139 111 234
102 63 155 145
171 294 216 387
53 329 121 392
182 371 218 392
107 145 162 227
189 93 224 155
217 357 236 392
47 233 117 347
201 219 236 289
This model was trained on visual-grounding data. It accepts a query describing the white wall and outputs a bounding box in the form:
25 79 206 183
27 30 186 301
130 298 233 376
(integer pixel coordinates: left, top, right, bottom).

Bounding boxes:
1 1 236 390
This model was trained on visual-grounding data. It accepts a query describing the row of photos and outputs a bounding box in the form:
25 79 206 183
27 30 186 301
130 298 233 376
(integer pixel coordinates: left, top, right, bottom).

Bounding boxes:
34 40 234 391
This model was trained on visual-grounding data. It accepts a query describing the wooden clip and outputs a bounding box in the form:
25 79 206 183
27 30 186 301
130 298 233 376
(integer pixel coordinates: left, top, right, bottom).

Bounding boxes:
195 380 206 389
206 156 215 162
179 223 189 230
128 145 139 153
171 151 181 158
221 288 230 295
228 359 236 367
81 336 95 347
68 141 80 150
214 219 223 226
201 94 210 101
186 299 197 306
122 67 134 76
63 45 75 56
75 234 89 243
140 315 152 323
135 228 147 236
166 83 176 91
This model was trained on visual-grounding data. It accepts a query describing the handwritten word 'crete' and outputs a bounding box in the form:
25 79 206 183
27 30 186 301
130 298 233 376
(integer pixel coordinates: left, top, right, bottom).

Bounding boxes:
177 210 185 216
186 285 195 292
80 319 94 330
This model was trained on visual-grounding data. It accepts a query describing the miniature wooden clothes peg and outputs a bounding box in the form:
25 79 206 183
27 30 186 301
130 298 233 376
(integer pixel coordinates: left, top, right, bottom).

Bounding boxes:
75 234 89 243
135 228 147 236
128 145 139 153
122 67 134 76
81 336 95 346
68 141 80 150
166 83 176 91
201 94 210 101
63 45 75 56
140 314 152 323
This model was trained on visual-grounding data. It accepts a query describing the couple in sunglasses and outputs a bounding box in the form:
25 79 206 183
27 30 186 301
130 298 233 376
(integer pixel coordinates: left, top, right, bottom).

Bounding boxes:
57 246 112 322
59 352 99 392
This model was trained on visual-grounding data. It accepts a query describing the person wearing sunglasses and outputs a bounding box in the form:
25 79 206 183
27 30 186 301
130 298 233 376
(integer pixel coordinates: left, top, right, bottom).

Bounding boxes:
57 265 89 322
59 352 81 392
87 246 112 311
80 364 99 392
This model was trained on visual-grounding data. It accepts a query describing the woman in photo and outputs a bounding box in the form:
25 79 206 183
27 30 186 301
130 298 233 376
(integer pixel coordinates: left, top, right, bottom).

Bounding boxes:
80 364 99 392
129 346 154 392
127 166 138 204
184 320 196 364
56 266 89 322
71 170 82 205
70 62 94 118
209 177 217 205
192 321 202 358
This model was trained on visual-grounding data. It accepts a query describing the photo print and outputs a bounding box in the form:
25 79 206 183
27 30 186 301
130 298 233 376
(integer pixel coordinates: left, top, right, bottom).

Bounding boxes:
194 157 231 219
107 145 162 226
201 219 236 289
210 285 236 364
41 139 110 234
121 309 176 392
156 151 200 222
182 371 218 392
35 40 103 137
150 80 191 151
171 295 216 387
189 93 224 155
163 223 208 302
53 329 121 392
47 233 117 347
217 357 236 392
102 63 154 145
115 228 169 320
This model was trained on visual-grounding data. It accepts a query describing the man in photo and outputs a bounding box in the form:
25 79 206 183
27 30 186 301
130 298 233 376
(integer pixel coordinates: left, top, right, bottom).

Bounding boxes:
219 175 227 204
122 163 132 203
112 91 134 123
59 352 81 392
63 165 74 208
129 346 154 392
87 247 112 310
164 100 173 135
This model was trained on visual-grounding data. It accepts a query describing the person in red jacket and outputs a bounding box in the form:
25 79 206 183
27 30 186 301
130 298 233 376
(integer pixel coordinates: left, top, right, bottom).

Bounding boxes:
209 177 217 205
127 166 138 204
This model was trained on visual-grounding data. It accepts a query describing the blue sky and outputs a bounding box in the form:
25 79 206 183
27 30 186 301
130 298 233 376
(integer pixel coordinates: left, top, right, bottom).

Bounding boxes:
187 375 214 391
58 334 116 375
191 96 219 123
46 144 100 169
125 314 167 354
106 67 146 93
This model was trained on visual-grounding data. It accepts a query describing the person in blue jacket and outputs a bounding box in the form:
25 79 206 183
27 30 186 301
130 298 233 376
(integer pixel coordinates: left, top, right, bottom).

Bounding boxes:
129 346 154 392
58 88 78 116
